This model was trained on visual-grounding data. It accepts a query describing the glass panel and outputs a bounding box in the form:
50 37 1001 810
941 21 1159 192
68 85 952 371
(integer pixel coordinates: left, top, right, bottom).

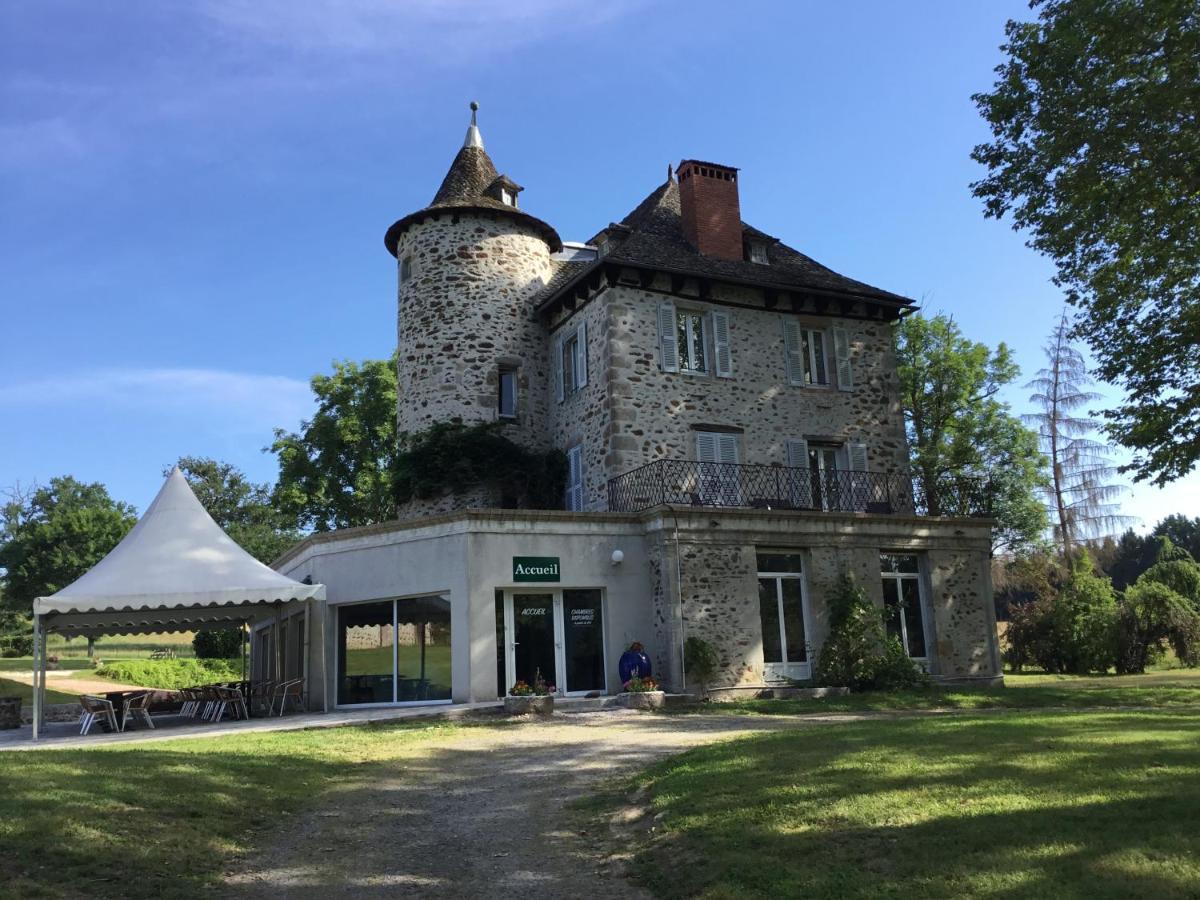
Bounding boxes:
901 579 926 658
780 578 807 662
676 314 691 370
690 315 707 372
758 578 783 663
881 553 920 574
512 594 557 692
811 331 827 384
395 596 452 702
757 552 804 573
562 338 576 394
338 601 395 705
881 579 903 645
499 371 516 417
563 590 605 693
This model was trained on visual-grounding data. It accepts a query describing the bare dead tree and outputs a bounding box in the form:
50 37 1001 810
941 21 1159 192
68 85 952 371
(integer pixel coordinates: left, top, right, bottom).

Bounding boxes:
1024 313 1133 562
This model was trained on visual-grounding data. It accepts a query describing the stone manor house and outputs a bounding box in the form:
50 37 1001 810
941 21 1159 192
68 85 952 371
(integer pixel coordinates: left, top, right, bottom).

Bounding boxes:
271 108 1001 708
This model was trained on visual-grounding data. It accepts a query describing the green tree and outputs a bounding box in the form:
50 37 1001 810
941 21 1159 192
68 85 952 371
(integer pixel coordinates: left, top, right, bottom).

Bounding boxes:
972 0 1200 485
0 477 137 613
171 457 299 564
1023 313 1132 560
271 354 399 532
1153 514 1200 561
895 313 1050 555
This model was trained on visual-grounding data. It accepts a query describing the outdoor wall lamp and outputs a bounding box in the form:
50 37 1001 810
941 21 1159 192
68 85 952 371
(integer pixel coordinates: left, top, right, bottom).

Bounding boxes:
611 549 625 566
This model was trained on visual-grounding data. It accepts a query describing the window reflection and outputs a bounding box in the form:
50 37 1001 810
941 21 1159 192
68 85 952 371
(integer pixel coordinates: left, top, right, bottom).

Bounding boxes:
337 596 451 705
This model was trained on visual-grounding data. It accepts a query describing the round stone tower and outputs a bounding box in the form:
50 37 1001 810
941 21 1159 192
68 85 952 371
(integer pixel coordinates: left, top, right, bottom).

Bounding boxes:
384 105 562 459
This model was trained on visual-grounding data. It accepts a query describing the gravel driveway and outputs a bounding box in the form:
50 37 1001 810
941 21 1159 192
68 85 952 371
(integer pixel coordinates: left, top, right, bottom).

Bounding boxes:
222 709 819 899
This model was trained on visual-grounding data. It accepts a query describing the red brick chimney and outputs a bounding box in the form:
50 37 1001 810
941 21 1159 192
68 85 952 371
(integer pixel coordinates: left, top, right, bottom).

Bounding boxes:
677 160 743 261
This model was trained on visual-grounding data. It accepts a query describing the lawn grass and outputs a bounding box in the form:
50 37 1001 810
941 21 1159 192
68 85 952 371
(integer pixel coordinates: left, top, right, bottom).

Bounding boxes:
595 708 1200 898
0 718 474 899
0 677 76 705
670 669 1200 716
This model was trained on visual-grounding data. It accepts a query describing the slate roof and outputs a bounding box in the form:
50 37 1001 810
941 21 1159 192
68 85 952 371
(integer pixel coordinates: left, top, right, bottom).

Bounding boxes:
528 258 597 308
384 145 561 255
583 178 913 306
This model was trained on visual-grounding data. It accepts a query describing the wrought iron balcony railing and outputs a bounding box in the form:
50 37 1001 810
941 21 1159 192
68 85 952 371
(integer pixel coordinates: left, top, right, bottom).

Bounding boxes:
605 459 991 518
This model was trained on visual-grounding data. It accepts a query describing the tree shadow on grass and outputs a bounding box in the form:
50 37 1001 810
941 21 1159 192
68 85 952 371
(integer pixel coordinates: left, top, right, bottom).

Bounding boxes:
625 711 1200 899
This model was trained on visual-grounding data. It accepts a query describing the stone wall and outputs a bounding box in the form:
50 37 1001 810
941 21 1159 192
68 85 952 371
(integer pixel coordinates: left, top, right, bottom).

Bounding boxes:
394 213 555 517
395 214 554 445
543 274 911 512
645 509 1000 690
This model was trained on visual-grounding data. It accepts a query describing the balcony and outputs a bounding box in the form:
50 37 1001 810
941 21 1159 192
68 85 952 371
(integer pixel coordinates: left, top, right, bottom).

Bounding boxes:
605 459 991 518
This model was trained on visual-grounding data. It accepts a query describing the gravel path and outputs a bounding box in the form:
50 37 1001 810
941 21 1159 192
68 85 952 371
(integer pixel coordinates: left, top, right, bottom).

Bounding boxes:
222 710 823 899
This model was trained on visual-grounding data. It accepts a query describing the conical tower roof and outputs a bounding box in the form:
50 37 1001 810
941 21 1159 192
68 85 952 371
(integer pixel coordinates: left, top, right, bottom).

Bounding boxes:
384 103 561 255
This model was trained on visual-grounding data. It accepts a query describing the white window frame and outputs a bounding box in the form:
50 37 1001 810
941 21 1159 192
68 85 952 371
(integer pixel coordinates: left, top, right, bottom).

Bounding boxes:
565 445 585 511
695 431 741 505
784 321 830 387
748 242 769 265
757 555 813 683
676 309 709 375
500 188 515 207
880 554 929 662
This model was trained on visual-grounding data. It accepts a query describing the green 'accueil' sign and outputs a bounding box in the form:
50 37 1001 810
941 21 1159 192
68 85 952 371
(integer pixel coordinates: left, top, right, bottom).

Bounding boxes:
513 556 561 582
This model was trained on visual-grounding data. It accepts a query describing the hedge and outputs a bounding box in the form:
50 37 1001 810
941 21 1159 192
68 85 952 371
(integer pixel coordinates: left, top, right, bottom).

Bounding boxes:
95 658 242 690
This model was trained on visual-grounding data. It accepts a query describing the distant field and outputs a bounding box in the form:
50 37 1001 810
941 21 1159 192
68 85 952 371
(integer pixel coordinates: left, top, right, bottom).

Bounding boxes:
45 632 196 659
0 677 75 705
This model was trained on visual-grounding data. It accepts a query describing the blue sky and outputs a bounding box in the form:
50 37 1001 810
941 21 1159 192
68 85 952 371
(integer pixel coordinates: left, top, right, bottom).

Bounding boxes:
1 0 1194 530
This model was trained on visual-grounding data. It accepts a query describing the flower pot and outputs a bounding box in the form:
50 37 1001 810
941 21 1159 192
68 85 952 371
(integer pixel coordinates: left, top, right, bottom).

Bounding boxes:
616 690 665 710
504 694 555 716
0 697 21 730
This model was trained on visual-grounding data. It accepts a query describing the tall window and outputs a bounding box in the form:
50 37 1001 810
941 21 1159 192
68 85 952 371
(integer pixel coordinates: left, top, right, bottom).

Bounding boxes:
498 369 517 419
555 322 587 402
337 597 452 705
400 256 413 284
757 551 809 681
677 310 709 374
881 553 927 659
784 322 829 386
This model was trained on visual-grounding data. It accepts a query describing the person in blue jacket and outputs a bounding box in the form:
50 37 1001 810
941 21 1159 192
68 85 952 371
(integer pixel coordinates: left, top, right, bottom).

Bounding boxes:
619 641 652 687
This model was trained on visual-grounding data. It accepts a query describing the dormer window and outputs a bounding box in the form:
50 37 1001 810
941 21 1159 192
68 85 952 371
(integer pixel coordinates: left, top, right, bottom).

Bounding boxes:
500 188 516 207
747 242 769 265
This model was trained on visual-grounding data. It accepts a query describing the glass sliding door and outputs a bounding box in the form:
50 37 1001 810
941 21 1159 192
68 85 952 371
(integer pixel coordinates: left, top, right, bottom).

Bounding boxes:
337 596 452 706
396 596 452 702
562 590 606 694
338 601 395 705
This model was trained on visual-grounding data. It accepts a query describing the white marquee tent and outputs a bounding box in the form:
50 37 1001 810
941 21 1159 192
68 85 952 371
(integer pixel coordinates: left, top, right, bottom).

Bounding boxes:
30 467 325 738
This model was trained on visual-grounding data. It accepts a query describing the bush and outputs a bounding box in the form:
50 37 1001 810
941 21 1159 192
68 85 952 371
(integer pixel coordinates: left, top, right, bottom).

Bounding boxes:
96 658 242 690
0 632 33 658
814 571 928 691
1138 560 1200 608
684 636 720 694
193 629 244 659
1005 551 1118 675
1115 580 1200 674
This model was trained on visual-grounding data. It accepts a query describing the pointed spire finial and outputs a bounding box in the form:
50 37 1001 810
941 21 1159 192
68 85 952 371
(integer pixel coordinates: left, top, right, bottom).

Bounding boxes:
463 100 484 150
667 162 674 182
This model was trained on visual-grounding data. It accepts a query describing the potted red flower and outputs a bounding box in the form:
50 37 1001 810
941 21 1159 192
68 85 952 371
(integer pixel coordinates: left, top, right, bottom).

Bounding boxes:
617 674 666 710
504 668 555 715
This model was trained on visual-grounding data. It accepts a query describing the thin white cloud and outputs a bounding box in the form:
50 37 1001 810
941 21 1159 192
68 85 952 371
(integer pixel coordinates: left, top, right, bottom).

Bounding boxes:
0 368 313 433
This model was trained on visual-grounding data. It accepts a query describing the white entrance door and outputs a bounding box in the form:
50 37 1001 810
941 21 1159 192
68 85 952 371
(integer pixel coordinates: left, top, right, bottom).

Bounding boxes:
757 563 813 683
503 590 607 696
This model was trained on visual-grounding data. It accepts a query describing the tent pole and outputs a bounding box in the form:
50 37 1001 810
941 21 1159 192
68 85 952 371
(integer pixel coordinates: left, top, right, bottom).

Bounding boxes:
241 620 247 683
274 602 282 683
31 615 41 741
302 599 310 712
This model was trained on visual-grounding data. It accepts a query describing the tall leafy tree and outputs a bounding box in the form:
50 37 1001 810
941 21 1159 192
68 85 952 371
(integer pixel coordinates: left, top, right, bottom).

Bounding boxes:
271 354 399 532
0 477 137 613
1023 313 1131 559
171 457 299 564
896 314 1050 555
971 0 1200 486
1153 514 1200 561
